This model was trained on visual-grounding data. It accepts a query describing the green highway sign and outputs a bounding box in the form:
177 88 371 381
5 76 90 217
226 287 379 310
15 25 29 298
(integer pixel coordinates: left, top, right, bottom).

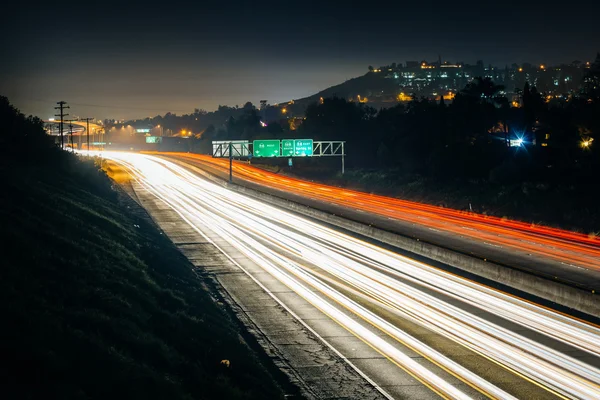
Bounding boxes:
252 139 314 157
293 139 313 156
146 136 162 144
282 139 295 156
281 139 314 156
253 140 281 157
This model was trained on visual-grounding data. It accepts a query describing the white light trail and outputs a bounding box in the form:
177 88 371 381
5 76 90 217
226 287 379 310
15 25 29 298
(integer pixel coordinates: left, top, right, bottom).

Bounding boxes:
100 151 600 400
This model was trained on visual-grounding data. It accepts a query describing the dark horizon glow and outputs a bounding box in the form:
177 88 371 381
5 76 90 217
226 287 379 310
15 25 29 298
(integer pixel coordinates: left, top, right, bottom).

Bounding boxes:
2 1 599 120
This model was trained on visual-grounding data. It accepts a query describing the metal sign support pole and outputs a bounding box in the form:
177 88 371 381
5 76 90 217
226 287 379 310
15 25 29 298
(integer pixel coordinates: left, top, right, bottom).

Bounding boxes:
341 142 345 175
229 142 233 183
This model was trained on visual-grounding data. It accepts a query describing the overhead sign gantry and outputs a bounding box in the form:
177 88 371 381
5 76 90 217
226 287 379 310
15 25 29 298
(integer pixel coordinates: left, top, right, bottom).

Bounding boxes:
212 138 346 181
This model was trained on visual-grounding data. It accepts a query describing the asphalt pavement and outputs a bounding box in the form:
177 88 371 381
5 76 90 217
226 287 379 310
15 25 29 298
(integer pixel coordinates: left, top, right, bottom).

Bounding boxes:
100 151 600 400
160 153 600 295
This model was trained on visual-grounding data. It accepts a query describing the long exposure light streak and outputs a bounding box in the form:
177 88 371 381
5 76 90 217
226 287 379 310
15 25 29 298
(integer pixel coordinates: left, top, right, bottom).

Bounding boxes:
160 152 600 272
101 151 600 399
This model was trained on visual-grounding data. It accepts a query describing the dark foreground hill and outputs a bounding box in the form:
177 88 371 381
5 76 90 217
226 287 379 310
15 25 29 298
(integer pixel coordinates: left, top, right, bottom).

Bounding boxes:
0 154 287 399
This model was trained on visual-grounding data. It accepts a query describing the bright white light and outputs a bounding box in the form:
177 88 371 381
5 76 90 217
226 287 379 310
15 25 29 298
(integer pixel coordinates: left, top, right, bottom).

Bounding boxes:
98 152 600 400
510 138 524 147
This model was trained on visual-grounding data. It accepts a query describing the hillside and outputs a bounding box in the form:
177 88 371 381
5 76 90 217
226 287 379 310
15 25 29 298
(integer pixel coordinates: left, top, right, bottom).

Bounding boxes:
286 71 399 112
0 156 287 399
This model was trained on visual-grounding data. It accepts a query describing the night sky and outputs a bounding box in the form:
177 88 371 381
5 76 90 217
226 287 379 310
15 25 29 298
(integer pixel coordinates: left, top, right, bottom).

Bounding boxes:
2 1 599 120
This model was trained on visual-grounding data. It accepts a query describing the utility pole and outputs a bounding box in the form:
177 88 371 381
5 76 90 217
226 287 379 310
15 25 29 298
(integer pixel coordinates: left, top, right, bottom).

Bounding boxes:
54 101 69 149
68 120 74 152
77 121 82 150
80 118 93 154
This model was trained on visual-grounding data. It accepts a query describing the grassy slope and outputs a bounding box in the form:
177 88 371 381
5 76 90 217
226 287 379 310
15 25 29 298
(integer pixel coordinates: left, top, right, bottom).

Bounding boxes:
0 160 285 399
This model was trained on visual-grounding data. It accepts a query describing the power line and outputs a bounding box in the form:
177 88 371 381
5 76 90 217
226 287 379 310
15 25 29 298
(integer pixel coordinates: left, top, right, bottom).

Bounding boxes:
28 97 192 114
68 101 191 113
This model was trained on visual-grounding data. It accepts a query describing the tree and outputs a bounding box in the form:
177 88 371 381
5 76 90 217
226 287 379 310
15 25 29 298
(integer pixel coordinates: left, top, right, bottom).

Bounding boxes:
522 82 545 136
449 78 507 149
0 96 54 160
194 124 216 154
225 116 237 138
266 121 284 136
300 97 376 165
202 124 216 139
368 65 374 72
460 77 505 105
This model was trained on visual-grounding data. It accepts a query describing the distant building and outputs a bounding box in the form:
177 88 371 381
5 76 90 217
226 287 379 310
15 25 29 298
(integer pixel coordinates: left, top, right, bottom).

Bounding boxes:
370 57 591 103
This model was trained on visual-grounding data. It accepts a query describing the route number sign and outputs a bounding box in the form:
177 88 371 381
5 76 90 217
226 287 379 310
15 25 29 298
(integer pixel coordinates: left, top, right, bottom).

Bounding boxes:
282 139 295 156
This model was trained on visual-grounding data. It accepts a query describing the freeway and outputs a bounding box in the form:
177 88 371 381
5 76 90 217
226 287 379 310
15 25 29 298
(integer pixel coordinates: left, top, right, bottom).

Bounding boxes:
102 151 600 399
153 152 600 293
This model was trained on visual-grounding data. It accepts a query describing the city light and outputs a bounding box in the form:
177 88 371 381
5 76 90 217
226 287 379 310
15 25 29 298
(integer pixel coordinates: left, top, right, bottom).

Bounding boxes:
398 92 411 102
443 92 455 100
581 138 593 148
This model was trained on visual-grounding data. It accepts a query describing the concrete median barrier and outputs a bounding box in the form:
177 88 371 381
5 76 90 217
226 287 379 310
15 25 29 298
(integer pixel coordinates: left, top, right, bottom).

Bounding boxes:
175 159 600 319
